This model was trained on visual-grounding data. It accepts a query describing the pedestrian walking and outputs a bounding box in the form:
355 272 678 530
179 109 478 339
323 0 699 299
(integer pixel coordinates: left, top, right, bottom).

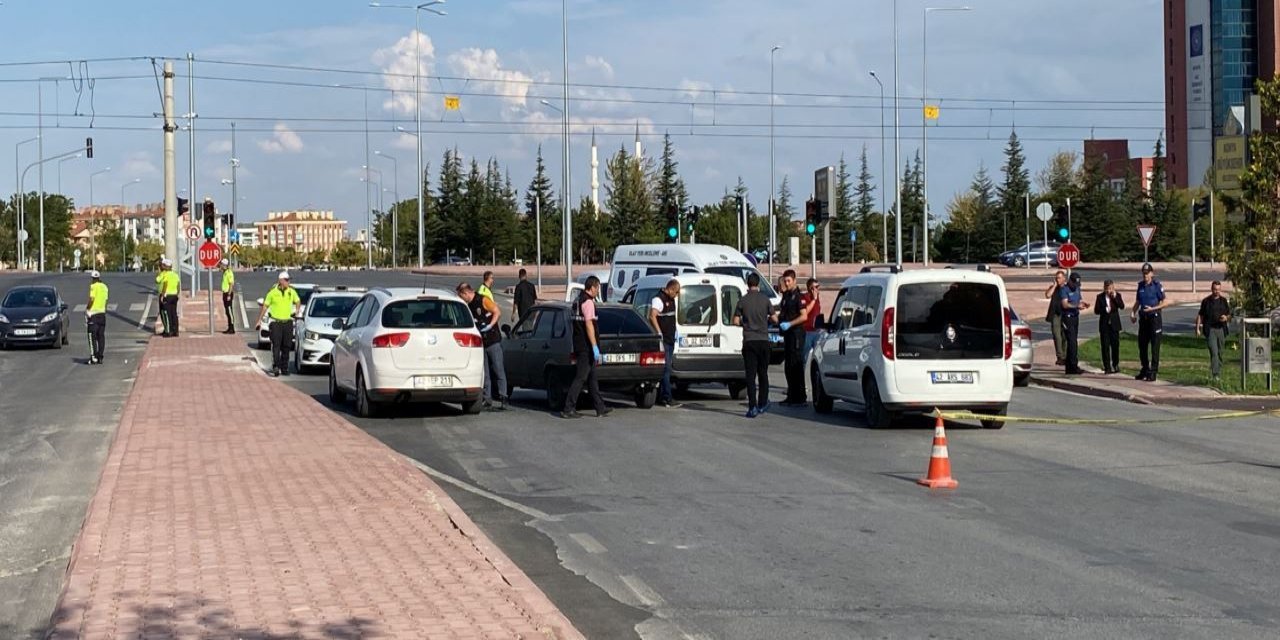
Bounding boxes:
156 258 181 337
219 258 236 334
512 268 538 323
562 275 609 419
776 269 810 406
1094 279 1125 374
800 278 822 362
733 272 774 418
1195 280 1232 380
1058 272 1090 374
478 271 495 300
86 270 108 365
254 271 301 377
1044 270 1067 365
1130 263 1168 381
647 278 682 408
458 282 508 411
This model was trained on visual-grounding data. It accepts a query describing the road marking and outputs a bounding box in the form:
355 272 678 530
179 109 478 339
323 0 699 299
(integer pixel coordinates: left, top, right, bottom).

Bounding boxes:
129 303 144 312
463 439 486 451
403 457 559 522
73 304 86 313
136 294 153 330
485 457 509 469
106 303 117 312
238 295 251 329
620 574 666 607
569 532 607 554
506 477 533 493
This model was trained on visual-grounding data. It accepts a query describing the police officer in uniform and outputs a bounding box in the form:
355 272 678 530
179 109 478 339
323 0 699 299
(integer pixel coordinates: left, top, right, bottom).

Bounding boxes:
647 278 682 408
776 269 810 406
156 258 181 337
1130 263 1168 381
457 282 508 411
254 271 301 377
86 270 108 364
1058 272 1090 374
220 258 236 334
562 275 609 419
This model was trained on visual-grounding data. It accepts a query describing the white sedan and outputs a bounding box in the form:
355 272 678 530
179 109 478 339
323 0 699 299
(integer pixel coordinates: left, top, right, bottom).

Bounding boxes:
293 289 364 372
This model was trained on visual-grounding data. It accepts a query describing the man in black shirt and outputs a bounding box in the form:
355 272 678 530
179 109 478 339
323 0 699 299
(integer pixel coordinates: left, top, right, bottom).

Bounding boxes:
733 273 774 417
1195 280 1232 379
776 269 810 406
512 268 538 323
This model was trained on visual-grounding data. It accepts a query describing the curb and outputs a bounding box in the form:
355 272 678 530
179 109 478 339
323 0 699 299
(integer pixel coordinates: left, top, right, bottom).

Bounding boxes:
1030 375 1154 405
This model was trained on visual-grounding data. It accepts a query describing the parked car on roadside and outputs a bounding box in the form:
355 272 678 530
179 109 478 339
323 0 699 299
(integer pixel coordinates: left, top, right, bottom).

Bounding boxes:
0 285 70 349
1010 308 1033 387
293 287 365 372
998 242 1061 268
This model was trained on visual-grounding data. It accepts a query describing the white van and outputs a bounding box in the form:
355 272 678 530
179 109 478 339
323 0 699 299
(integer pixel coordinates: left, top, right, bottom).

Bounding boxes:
608 244 780 305
563 269 613 303
620 274 749 397
809 266 1014 429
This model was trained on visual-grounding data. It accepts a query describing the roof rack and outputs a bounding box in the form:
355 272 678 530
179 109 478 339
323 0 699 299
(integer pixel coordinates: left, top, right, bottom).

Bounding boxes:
859 264 902 274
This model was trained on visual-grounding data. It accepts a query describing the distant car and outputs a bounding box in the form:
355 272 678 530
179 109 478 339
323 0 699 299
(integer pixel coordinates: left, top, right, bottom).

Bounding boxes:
999 242 1061 268
502 301 665 409
257 283 317 348
433 256 472 267
293 287 366 372
329 287 485 417
0 285 71 349
301 264 317 272
1010 308 1033 387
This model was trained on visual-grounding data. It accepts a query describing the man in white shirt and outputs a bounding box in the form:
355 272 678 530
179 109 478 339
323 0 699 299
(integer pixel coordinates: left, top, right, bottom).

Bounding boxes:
647 279 682 408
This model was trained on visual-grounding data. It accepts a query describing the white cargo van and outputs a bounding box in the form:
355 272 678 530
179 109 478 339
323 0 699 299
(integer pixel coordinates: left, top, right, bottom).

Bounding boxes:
809 265 1014 429
608 244 779 305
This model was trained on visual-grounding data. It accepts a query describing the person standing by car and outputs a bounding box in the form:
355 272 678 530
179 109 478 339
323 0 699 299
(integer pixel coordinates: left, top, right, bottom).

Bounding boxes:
1130 263 1168 382
478 271 495 300
512 268 538 323
458 282 508 412
562 275 609 419
219 258 236 334
733 273 774 418
1195 280 1232 380
1044 270 1067 365
1094 279 1125 374
800 278 822 362
776 269 810 406
1058 272 1090 375
86 270 108 365
254 271 301 377
156 258 181 337
647 278 682 409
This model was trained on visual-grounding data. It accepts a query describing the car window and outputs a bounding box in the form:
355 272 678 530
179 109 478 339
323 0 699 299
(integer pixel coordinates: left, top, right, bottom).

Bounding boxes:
513 310 540 338
704 267 777 299
862 286 883 327
614 270 626 289
355 297 378 328
895 282 1003 359
646 267 678 277
344 299 366 328
310 296 360 319
678 285 716 327
597 307 654 336
548 310 566 339
720 285 741 326
630 287 661 321
297 287 316 306
381 299 472 329
3 289 57 308
830 288 855 331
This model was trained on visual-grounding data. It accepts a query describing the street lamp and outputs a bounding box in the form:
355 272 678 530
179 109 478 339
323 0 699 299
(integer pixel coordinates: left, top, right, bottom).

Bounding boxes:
921 5 972 266
360 175 383 264
121 178 142 272
57 153 81 195
769 44 781 278
375 150 400 268
892 0 903 269
369 1 447 268
869 71 887 261
539 98 571 281
89 167 111 268
14 135 39 269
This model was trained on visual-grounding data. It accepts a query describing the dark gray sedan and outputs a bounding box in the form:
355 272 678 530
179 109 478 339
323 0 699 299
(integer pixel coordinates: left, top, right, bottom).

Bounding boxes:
0 285 71 349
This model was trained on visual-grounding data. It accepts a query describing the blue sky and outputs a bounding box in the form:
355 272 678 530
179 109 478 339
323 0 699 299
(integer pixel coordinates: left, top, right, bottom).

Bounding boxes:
0 0 1165 230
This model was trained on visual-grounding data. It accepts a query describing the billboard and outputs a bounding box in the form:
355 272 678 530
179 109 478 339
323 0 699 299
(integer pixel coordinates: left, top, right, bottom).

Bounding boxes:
1213 136 1246 199
1185 0 1212 186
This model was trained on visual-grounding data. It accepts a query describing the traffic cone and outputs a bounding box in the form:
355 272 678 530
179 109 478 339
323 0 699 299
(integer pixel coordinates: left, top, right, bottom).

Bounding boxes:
918 415 959 489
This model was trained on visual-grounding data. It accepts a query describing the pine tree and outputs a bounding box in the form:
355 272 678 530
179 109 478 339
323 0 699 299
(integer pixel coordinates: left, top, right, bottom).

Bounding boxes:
605 145 660 245
775 175 801 261
900 153 925 262
966 164 999 260
830 154 856 262
852 146 880 261
436 148 465 255
996 132 1030 254
572 197 612 264
654 133 688 240
524 146 562 265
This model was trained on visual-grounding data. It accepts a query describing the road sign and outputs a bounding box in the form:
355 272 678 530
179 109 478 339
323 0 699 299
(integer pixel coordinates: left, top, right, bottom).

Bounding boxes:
198 241 223 268
924 105 940 120
228 229 240 243
229 243 241 256
73 248 82 258
1056 242 1081 269
1137 224 1157 248
185 225 200 241
849 230 857 242
17 229 27 242
1035 202 1053 222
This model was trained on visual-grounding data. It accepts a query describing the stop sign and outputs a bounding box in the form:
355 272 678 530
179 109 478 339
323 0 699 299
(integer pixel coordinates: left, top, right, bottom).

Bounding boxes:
1056 242 1080 269
198 241 223 268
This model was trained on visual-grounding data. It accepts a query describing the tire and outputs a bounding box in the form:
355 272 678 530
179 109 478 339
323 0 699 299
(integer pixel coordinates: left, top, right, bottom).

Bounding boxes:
328 365 347 404
52 333 62 350
546 369 566 411
981 404 1008 430
1014 372 1030 388
863 376 892 429
293 349 303 375
461 398 483 415
634 385 657 409
811 365 834 414
355 369 380 418
1013 256 1026 268
61 331 69 346
727 381 745 400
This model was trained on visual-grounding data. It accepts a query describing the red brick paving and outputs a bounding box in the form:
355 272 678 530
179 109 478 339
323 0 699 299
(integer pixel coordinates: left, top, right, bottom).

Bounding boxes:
49 319 582 639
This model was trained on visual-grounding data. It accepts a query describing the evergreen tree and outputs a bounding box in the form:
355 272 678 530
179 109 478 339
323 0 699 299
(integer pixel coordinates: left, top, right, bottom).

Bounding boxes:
996 132 1031 253
829 154 856 262
900 153 925 262
436 148 465 256
775 175 802 262
572 197 612 264
605 145 660 245
966 164 1000 260
852 146 880 261
654 133 688 240
524 146 562 265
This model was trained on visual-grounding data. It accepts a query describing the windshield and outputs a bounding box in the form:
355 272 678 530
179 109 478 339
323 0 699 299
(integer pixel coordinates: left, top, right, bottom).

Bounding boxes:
3 289 56 308
677 285 716 326
596 307 655 336
704 267 777 298
381 299 472 329
895 282 1003 360
310 296 360 319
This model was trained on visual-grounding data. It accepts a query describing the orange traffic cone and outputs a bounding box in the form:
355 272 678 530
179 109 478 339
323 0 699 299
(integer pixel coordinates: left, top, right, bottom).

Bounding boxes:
918 415 958 489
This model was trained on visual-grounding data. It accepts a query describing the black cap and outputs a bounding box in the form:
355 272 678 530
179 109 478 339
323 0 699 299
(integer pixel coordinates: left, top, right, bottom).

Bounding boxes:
1141 263 1154 273
1069 272 1081 283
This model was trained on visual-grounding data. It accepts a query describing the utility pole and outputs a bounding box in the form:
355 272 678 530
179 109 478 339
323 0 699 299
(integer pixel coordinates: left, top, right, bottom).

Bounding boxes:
163 61 178 266
187 53 199 294
231 122 239 267
535 195 543 289
37 83 44 271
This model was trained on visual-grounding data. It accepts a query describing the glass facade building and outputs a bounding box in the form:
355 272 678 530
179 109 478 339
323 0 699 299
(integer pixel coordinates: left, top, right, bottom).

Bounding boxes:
1211 0 1257 135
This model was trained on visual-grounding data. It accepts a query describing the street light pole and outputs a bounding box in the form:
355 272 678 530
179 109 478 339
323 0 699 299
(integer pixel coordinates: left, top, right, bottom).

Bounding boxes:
90 167 111 268
893 0 902 268
870 71 887 262
921 5 971 267
362 165 383 267
15 135 39 269
121 178 141 272
561 0 573 282
376 150 400 268
540 98 571 281
769 44 781 278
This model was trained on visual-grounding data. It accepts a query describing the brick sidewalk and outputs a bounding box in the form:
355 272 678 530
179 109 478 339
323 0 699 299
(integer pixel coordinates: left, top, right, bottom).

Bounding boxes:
48 333 582 639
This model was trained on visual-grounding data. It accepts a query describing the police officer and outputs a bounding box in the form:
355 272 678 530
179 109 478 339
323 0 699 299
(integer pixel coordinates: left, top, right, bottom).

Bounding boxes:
1058 272 1090 375
86 270 108 365
562 275 609 419
219 258 236 334
1130 263 1168 381
776 269 810 406
478 270 495 300
254 271 301 377
457 282 508 411
647 278 681 408
156 258 181 337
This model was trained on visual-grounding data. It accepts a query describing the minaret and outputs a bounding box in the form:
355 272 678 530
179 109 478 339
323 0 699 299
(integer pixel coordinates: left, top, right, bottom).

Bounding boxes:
590 127 600 211
634 121 643 160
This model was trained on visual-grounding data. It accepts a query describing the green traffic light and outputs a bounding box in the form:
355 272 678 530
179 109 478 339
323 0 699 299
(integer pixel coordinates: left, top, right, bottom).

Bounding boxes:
668 227 678 239
1058 228 1069 239
806 223 816 235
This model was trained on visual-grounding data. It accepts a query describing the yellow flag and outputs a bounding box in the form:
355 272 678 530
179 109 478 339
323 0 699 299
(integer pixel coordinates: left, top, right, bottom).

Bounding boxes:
444 95 461 111
924 105 940 120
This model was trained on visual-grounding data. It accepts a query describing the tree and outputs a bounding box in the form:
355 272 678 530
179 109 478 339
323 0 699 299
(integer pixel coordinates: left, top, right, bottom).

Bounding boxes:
329 240 364 267
605 145 659 245
899 153 924 262
936 190 980 263
523 146 562 265
1228 77 1280 315
829 154 856 262
572 198 611 264
852 146 881 261
965 164 1000 260
996 132 1031 253
95 223 137 272
435 148 464 259
775 175 802 262
653 133 688 239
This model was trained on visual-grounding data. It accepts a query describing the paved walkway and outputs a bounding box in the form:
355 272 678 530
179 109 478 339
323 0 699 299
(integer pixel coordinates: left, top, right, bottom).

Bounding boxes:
48 326 582 638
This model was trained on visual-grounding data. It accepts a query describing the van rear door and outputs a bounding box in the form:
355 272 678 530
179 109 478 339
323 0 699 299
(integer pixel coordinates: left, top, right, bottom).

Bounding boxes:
890 280 1010 399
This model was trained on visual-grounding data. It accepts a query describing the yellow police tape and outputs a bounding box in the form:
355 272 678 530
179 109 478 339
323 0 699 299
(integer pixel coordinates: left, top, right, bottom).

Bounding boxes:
932 408 1280 426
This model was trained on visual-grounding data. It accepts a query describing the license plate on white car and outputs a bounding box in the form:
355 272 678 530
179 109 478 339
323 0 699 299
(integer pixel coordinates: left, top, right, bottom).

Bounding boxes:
603 353 638 364
682 336 713 348
13 329 36 336
414 375 453 389
931 371 975 384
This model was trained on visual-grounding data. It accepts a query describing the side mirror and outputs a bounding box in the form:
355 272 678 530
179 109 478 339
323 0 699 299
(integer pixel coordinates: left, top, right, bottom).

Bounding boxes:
332 318 345 330
59 303 68 312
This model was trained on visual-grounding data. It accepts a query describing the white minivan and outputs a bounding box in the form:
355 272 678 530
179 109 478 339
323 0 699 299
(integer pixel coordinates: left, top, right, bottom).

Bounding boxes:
608 244 780 305
809 266 1014 429
620 274 748 397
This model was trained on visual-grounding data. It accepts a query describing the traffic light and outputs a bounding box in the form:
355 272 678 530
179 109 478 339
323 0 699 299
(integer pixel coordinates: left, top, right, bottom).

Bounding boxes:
686 206 701 234
177 196 189 218
1054 204 1069 240
804 199 818 235
666 204 679 241
1192 195 1210 220
85 137 93 159
202 199 216 240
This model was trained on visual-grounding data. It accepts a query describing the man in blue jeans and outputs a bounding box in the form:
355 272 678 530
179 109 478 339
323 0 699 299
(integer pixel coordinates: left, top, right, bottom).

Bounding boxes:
648 279 683 408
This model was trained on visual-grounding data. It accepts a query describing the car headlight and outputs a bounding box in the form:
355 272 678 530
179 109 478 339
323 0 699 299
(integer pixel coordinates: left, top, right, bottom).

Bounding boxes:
0 313 8 323
40 312 58 323
305 330 320 342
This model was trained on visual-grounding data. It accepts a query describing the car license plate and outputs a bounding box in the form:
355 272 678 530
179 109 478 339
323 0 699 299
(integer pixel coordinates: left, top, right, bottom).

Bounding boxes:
13 329 36 336
414 375 453 389
604 353 638 364
683 336 713 348
931 371 975 384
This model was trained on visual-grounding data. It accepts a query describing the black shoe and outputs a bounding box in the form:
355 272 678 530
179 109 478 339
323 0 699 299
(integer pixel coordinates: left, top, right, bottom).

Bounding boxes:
661 400 682 408
1065 368 1085 375
1055 358 1065 366
1146 372 1158 382
268 369 280 377
596 407 613 418
1134 370 1150 381
560 410 581 419
223 328 236 334
281 369 291 377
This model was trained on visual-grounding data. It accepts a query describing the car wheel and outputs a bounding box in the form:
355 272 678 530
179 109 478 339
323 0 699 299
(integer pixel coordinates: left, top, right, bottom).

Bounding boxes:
355 369 380 418
1014 372 1030 388
53 333 63 350
61 331 69 346
546 369 566 411
1013 256 1026 268
634 385 657 409
863 376 892 429
328 365 347 404
981 404 1008 430
726 381 745 400
461 398 483 414
811 365 834 414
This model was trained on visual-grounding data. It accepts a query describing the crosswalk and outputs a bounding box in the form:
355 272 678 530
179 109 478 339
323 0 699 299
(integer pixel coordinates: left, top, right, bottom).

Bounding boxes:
72 304 120 312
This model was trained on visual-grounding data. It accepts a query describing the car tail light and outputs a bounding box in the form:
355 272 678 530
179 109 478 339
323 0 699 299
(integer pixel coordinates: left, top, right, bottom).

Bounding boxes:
453 332 483 348
1003 308 1013 360
372 332 411 348
640 351 666 366
1014 326 1032 340
880 307 895 360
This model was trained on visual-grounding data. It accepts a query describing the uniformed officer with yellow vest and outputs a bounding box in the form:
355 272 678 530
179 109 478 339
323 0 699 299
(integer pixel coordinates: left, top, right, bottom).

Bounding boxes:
156 258 181 337
254 271 301 377
86 270 108 364
219 258 236 334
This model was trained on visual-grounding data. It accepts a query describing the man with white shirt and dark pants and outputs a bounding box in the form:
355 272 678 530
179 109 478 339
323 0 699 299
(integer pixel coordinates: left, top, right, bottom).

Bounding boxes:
647 279 682 409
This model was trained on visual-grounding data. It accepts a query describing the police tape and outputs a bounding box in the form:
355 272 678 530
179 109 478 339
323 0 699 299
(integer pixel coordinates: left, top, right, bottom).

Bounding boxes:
932 408 1280 426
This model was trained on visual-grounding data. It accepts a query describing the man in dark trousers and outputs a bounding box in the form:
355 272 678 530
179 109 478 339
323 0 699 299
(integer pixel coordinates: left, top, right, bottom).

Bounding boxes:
86 270 108 365
1130 263 1168 381
1094 279 1125 373
458 282 508 411
1044 270 1067 365
647 278 682 408
562 276 610 419
776 269 810 406
1057 272 1090 374
1195 280 1232 380
512 268 538 324
733 273 774 418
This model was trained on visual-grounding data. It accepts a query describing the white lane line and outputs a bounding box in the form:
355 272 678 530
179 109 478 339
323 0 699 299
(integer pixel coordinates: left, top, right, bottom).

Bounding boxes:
106 303 118 312
463 439 486 452
73 304 86 313
620 574 666 607
238 295 250 329
129 303 144 312
137 294 154 330
403 458 559 522
569 532 607 554
506 477 533 493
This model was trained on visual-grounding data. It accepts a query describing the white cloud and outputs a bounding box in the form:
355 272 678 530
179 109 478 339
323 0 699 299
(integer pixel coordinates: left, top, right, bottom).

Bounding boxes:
447 47 543 114
206 139 233 155
373 30 436 116
583 55 614 79
390 132 420 151
119 151 158 178
257 123 304 154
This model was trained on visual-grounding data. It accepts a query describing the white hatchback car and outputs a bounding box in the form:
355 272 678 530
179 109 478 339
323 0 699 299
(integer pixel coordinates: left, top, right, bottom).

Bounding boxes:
293 288 365 372
328 287 485 417
809 266 1014 429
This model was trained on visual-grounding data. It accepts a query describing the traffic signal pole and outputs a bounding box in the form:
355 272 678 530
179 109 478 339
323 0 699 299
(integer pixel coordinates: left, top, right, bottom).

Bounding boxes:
1191 199 1197 294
